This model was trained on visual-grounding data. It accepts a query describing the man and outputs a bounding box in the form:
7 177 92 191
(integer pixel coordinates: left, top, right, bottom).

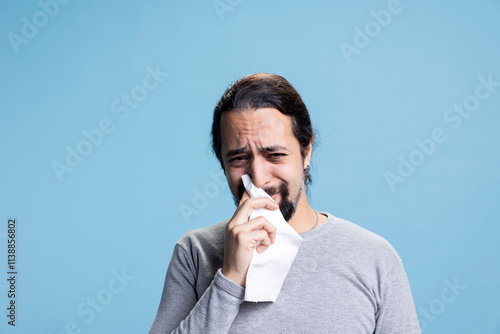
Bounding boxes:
149 73 421 333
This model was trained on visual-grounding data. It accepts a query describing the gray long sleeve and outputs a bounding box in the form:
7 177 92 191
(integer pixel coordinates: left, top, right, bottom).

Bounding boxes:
149 229 245 333
149 213 421 333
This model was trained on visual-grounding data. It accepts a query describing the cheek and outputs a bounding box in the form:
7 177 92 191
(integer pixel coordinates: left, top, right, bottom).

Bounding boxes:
226 169 242 182
277 161 302 180
280 163 304 193
226 171 243 194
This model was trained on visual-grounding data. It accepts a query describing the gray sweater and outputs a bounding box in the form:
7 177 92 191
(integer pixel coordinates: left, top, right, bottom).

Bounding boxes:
149 212 421 333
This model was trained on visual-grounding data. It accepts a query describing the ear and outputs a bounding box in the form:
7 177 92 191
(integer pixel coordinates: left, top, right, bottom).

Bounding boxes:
303 137 314 169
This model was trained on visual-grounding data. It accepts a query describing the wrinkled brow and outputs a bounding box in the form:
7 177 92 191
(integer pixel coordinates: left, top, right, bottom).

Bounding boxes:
225 145 288 159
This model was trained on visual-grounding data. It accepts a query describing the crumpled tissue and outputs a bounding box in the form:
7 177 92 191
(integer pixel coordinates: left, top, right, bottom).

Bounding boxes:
241 174 303 302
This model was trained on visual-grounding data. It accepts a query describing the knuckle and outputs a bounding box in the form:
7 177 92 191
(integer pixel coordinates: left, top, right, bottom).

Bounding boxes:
227 221 236 232
254 216 268 224
231 225 241 235
236 232 247 243
254 229 265 239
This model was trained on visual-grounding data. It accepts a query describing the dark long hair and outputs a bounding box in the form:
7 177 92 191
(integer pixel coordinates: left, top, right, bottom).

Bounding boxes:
211 73 315 186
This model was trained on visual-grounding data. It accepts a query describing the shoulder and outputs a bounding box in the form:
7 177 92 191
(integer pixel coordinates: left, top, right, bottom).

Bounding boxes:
341 217 398 252
324 213 402 268
176 218 229 255
167 219 230 299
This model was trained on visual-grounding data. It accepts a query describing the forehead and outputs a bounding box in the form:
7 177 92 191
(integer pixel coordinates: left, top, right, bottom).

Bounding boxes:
220 108 296 151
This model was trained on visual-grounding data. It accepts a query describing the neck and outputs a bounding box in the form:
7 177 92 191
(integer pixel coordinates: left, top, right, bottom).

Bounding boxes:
287 193 318 234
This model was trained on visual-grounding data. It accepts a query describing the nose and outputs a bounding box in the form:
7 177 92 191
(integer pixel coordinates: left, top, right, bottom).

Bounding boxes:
247 156 270 189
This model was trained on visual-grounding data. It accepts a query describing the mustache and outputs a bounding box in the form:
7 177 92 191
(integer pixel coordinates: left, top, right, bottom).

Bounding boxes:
237 181 288 201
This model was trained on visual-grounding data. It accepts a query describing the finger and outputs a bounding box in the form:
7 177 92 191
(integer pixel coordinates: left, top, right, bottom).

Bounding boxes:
251 216 277 244
256 241 272 254
239 190 250 206
244 229 273 253
236 197 279 220
239 190 251 221
239 190 278 211
232 216 276 243
230 197 279 229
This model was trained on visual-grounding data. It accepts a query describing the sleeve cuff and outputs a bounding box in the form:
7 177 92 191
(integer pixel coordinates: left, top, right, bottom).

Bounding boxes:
214 268 245 302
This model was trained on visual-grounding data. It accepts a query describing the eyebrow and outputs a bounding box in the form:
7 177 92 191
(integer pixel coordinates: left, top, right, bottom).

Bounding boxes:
225 145 289 159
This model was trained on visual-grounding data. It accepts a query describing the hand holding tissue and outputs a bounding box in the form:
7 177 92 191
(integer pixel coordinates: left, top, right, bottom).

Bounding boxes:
241 174 303 302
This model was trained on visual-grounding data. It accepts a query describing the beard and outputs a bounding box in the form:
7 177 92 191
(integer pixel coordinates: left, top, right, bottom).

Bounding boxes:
234 177 303 222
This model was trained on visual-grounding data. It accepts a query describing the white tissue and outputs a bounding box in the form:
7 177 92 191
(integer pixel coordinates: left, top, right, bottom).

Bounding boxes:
242 174 303 302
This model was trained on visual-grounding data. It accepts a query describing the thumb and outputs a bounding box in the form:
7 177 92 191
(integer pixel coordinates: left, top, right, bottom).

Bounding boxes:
239 189 250 206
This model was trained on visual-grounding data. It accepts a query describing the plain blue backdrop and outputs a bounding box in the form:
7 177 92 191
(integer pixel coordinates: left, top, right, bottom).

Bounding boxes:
1 0 499 333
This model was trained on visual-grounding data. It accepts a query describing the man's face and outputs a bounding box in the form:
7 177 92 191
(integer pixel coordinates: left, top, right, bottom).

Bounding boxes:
220 108 312 222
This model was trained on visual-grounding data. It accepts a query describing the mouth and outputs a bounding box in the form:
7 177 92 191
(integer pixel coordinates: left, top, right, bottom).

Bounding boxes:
270 192 279 201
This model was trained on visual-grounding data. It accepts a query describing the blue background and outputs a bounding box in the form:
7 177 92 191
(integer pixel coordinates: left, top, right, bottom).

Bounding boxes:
1 0 499 333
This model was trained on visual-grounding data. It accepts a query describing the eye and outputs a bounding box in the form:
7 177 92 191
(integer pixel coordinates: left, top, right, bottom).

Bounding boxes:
228 156 248 165
268 153 286 160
